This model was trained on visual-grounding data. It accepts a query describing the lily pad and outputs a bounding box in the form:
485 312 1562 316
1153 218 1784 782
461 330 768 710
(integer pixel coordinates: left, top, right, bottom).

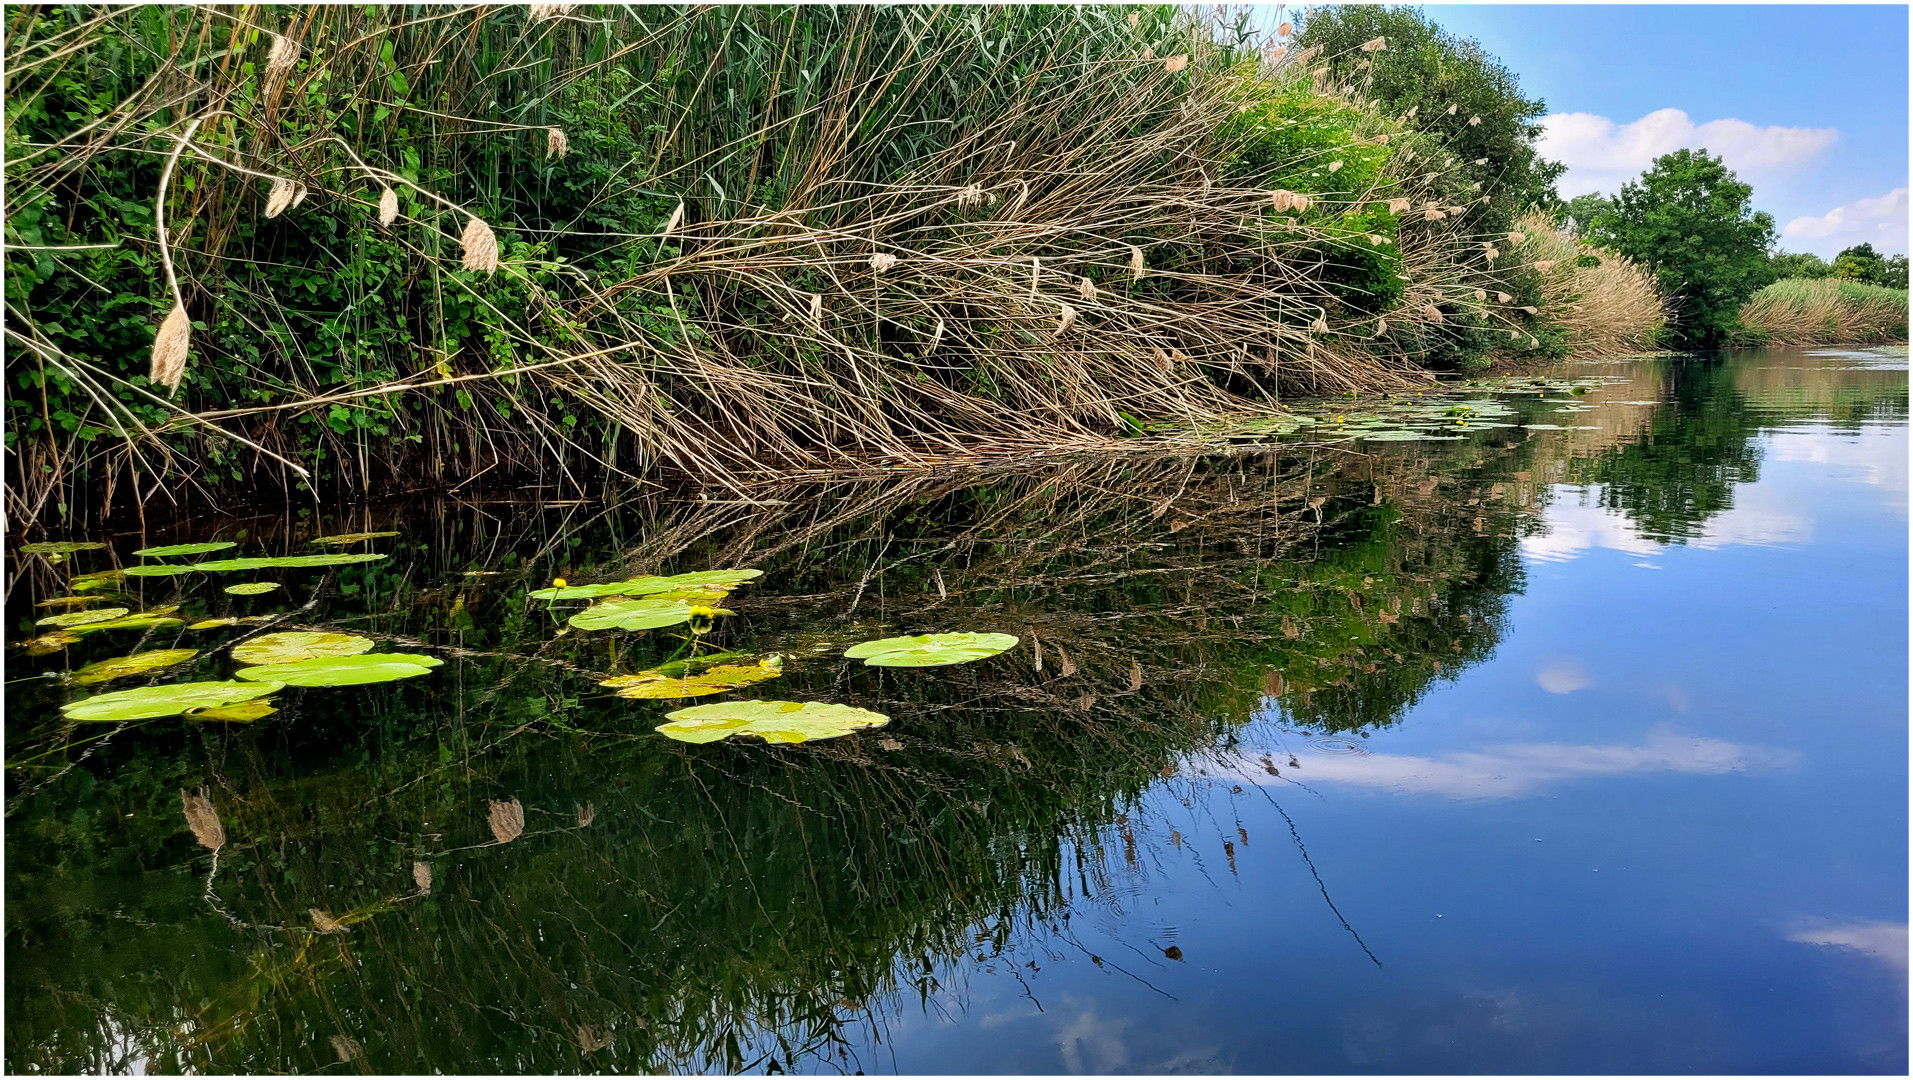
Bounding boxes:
72 649 200 685
605 657 784 699
121 564 198 577
567 597 732 632
234 652 443 686
657 700 889 744
231 631 375 666
19 542 106 555
224 581 282 596
36 606 130 628
309 531 399 546
36 595 111 609
133 542 237 557
62 680 284 722
21 632 80 655
844 632 1021 668
187 616 277 630
70 614 185 634
529 569 762 601
189 553 389 572
69 570 126 591
186 699 279 722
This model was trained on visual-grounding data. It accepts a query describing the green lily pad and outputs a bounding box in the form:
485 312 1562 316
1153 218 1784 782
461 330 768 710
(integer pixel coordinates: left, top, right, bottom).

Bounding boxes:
62 680 284 722
69 570 126 591
224 581 282 596
121 564 198 577
18 542 106 555
309 531 399 546
231 631 375 666
186 699 278 722
187 616 276 630
189 553 389 572
567 597 732 632
657 700 889 744
36 595 110 609
71 649 199 685
529 569 763 601
70 614 186 634
604 657 784 699
36 606 130 628
843 632 1021 668
233 652 443 686
132 542 237 557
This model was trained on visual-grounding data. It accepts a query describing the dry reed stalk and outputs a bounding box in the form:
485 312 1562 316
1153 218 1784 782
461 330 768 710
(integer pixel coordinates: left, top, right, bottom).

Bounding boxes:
546 126 568 159
150 303 191 393
377 185 398 225
663 201 684 236
180 787 224 850
460 214 499 274
488 798 524 843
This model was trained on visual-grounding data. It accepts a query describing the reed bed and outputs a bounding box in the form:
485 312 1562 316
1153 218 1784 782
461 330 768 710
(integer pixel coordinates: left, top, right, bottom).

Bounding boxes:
5 5 1567 526
1737 278 1909 345
1507 211 1667 356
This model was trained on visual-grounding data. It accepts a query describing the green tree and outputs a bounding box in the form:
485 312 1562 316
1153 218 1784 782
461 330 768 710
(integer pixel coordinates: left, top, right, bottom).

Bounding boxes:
1561 193 1616 235
1885 254 1910 290
1295 5 1564 229
1831 242 1890 284
1584 149 1776 347
1769 249 1833 280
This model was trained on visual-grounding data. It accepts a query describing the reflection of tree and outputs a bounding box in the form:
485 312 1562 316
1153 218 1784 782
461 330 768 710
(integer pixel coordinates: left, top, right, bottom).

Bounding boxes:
1567 352 1908 543
5 442 1534 1074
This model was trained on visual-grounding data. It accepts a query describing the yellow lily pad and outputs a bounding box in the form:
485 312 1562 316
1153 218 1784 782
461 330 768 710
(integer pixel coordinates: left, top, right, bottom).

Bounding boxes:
529 568 762 601
605 657 783 699
231 631 375 666
657 700 888 744
19 541 106 555
185 699 278 722
21 632 81 655
70 614 185 634
35 596 111 609
309 531 399 546
71 649 199 685
69 570 127 591
224 581 282 596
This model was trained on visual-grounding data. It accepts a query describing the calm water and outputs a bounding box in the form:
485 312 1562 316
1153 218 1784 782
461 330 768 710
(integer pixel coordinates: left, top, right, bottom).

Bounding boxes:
5 347 1906 1074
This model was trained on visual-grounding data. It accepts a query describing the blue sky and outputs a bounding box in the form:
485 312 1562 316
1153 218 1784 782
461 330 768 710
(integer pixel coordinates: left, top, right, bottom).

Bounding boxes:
1266 5 1909 257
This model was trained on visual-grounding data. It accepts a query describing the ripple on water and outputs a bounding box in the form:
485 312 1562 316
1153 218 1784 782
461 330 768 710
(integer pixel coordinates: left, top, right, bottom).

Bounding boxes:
1307 736 1368 756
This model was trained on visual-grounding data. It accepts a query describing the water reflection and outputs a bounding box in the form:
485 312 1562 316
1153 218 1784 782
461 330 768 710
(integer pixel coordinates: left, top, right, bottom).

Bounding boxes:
5 347 1905 1074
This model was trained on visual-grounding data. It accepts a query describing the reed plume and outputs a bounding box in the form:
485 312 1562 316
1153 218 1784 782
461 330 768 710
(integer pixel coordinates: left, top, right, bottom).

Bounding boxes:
378 185 399 226
150 303 191 393
460 215 500 274
180 788 225 850
488 798 525 843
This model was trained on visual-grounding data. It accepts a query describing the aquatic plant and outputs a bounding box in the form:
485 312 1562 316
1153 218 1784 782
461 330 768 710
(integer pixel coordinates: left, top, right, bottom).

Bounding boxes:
657 700 890 745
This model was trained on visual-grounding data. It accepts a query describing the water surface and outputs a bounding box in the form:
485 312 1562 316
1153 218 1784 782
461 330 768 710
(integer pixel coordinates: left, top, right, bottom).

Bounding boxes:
6 346 1906 1074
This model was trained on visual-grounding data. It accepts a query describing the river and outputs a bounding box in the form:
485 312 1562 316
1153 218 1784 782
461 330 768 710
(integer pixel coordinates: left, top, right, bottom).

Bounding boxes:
5 345 1906 1074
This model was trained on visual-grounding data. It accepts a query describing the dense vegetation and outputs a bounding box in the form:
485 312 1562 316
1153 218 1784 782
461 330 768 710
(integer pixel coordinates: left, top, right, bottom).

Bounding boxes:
5 3 1665 527
1735 277 1909 346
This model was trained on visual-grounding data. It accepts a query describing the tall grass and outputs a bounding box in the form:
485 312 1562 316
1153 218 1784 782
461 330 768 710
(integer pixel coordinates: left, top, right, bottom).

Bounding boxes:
1736 278 1909 345
4 5 1588 526
1506 211 1666 356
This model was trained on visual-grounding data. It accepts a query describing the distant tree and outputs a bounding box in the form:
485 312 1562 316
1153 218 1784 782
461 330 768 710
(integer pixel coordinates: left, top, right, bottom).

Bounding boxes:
1885 254 1909 290
1295 6 1563 228
1767 249 1833 280
1587 149 1776 347
1561 193 1616 236
1831 242 1890 285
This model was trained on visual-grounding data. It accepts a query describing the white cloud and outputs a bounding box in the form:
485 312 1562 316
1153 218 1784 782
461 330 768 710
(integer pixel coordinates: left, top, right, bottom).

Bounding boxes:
1787 919 1909 977
1781 187 1909 253
1535 661 1591 694
1210 730 1797 800
1539 108 1838 198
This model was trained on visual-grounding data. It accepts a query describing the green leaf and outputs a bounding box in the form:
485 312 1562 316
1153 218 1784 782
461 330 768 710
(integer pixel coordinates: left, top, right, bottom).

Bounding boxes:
231 631 375 666
133 542 237 557
233 652 443 686
121 565 198 577
71 615 187 634
189 553 389 571
18 542 106 554
36 606 129 628
72 648 199 685
224 581 282 596
567 597 732 631
186 699 278 722
843 632 1020 667
62 680 284 722
69 569 126 591
657 700 889 744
